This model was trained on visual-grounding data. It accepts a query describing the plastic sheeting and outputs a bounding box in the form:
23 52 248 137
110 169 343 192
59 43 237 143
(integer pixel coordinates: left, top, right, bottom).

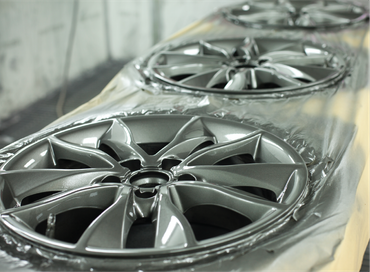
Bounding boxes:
0 2 368 271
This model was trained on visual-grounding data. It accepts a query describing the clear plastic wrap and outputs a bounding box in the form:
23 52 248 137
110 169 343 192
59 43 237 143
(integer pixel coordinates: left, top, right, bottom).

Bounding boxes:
0 3 368 271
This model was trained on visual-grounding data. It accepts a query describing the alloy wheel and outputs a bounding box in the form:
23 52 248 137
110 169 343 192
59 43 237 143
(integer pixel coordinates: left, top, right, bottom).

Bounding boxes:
142 38 346 95
0 115 308 257
223 0 369 29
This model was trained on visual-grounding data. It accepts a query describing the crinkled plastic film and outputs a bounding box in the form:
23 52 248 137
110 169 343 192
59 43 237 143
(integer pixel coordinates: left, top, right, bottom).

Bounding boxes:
0 2 368 271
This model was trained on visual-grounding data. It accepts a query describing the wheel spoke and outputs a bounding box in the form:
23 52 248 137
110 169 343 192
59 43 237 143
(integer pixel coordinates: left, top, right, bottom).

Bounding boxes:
237 10 289 24
236 37 259 58
173 163 306 200
0 168 127 205
170 44 201 55
286 65 340 81
149 52 224 67
305 10 351 25
303 3 361 19
158 117 216 160
4 140 56 170
154 64 221 80
205 40 246 58
199 40 230 59
3 185 120 230
255 67 303 87
50 136 121 169
303 3 349 13
153 186 196 248
256 39 303 54
77 186 134 249
178 68 222 87
177 132 261 166
205 68 229 88
224 68 258 90
159 136 215 161
261 63 316 83
99 119 149 164
260 50 330 66
303 45 330 56
248 68 258 89
224 70 249 91
169 182 283 222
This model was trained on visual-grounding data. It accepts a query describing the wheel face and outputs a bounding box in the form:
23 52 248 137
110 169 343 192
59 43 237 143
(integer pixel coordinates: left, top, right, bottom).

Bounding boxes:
0 115 307 257
223 0 369 29
143 38 346 95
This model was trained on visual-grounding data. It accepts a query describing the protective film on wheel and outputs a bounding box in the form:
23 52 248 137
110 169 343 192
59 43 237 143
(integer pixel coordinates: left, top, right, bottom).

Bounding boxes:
0 2 368 271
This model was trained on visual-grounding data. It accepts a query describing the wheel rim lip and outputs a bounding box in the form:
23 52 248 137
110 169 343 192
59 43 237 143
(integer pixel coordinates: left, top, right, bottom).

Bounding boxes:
222 0 369 30
0 189 306 257
144 38 347 96
152 69 344 95
0 115 309 257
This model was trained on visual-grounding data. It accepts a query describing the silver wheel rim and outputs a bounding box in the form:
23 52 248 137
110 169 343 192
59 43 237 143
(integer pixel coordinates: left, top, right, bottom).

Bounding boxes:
0 115 308 257
223 0 369 29
144 38 346 95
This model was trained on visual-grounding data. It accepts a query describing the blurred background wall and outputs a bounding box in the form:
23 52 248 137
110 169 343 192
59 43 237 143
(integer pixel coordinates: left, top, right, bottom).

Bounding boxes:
0 0 240 122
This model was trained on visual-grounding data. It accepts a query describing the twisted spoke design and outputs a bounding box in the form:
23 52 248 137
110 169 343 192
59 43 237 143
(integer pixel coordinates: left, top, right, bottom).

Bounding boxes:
158 117 216 160
151 52 224 67
261 63 315 83
303 11 351 25
237 10 290 24
0 168 125 205
199 40 231 59
178 132 261 166
100 119 150 164
153 186 197 248
178 68 222 87
225 70 250 91
205 68 229 88
169 182 283 222
3 185 120 229
260 50 330 66
78 186 134 249
303 3 362 20
173 163 306 200
255 67 303 88
0 134 128 206
49 136 122 169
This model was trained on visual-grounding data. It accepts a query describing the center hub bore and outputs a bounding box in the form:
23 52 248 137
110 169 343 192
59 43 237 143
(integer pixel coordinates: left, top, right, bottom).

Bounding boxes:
228 59 259 69
129 171 171 188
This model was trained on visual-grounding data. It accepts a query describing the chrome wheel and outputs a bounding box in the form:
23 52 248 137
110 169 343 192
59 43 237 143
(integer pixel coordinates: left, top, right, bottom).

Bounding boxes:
143 38 346 95
0 115 308 257
223 0 369 29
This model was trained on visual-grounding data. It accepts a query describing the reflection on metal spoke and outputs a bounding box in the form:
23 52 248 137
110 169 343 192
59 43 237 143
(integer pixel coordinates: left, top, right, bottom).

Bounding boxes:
0 115 308 257
142 38 346 95
223 0 369 29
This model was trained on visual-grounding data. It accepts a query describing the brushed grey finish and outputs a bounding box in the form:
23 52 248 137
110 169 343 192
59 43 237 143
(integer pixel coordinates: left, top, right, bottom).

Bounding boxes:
0 115 308 257
144 38 346 95
223 0 369 29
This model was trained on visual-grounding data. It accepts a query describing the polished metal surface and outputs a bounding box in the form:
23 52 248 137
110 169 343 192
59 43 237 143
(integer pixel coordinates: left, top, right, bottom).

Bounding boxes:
223 0 369 29
0 115 307 257
143 38 346 95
